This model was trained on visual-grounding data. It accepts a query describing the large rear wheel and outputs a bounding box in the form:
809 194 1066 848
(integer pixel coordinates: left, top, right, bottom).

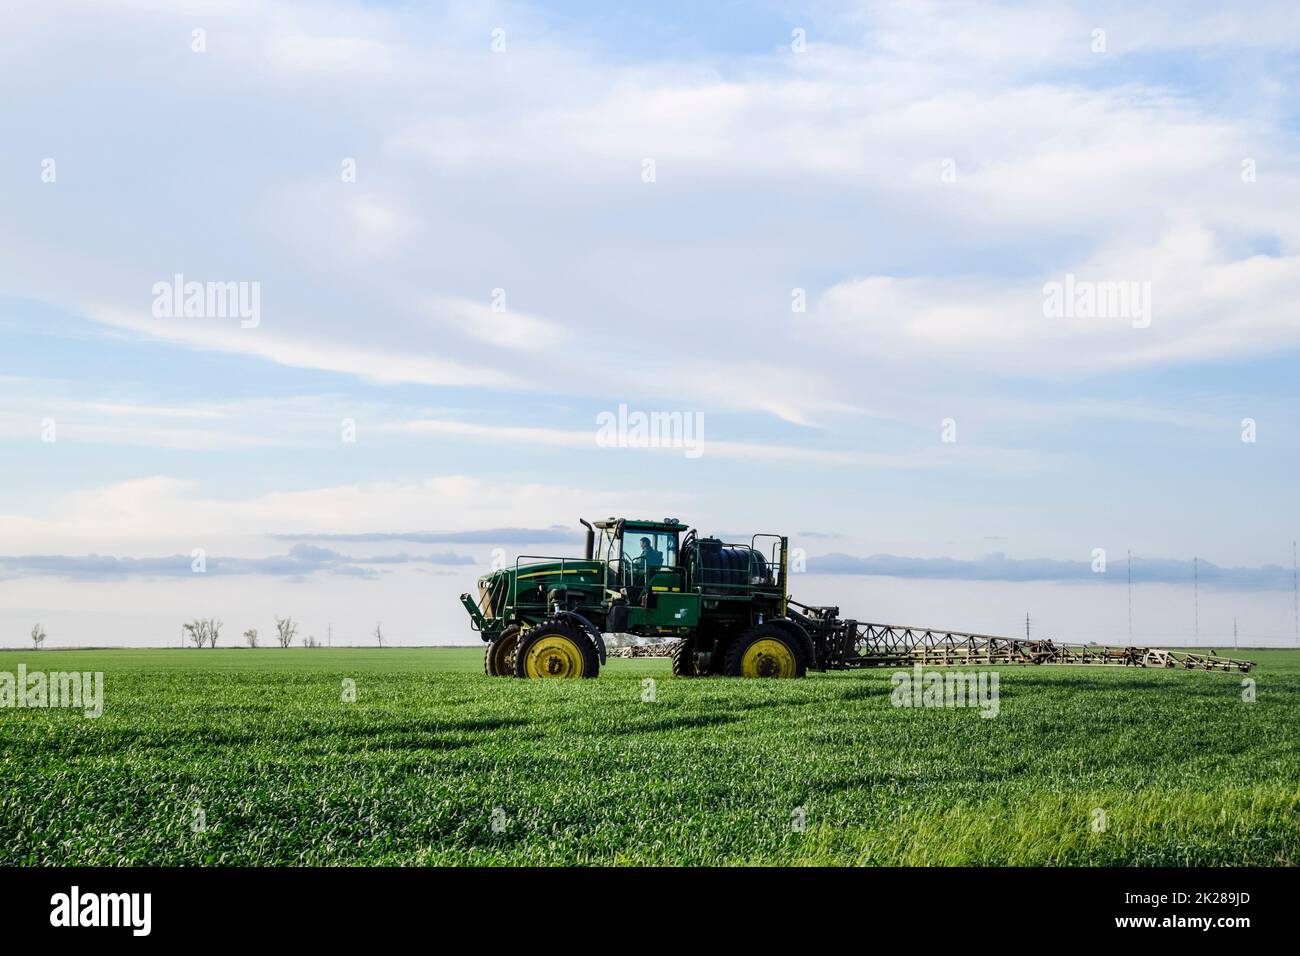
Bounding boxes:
724 624 806 678
483 625 521 677
514 621 599 679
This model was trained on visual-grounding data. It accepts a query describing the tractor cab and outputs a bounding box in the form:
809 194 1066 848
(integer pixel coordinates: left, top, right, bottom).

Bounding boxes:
589 517 683 598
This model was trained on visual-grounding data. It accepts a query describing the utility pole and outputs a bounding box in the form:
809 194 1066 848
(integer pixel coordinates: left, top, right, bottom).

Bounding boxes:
328 623 333 648
1233 617 1238 650
1193 555 1199 646
1127 550 1133 643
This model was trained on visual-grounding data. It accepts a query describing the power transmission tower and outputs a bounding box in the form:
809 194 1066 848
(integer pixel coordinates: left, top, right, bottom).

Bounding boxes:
1025 613 1031 640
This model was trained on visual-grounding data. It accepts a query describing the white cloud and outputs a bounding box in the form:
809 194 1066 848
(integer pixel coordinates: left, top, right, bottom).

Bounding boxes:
0 386 376 451
814 226 1300 374
0 0 1297 423
384 415 1053 471
430 296 568 351
0 473 684 555
88 307 517 388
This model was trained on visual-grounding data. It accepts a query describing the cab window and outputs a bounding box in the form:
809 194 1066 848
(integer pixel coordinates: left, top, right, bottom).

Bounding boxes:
596 527 619 562
623 530 677 571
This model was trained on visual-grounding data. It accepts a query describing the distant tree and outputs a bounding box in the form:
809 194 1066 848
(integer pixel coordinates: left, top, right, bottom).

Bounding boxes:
374 623 383 648
244 627 258 648
182 619 222 648
274 616 297 648
183 620 206 648
30 623 45 650
304 634 319 648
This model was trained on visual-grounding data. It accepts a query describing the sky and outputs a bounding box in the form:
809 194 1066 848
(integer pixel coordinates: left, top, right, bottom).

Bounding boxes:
1 0 1298 649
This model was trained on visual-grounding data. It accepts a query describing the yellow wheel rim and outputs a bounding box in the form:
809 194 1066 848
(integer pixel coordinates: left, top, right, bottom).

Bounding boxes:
741 638 797 678
522 634 585 678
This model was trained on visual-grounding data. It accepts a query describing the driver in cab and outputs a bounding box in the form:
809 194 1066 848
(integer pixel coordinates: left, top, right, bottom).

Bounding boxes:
635 536 664 572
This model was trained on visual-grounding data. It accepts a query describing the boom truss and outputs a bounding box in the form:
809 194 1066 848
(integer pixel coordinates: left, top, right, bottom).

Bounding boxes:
785 600 1253 673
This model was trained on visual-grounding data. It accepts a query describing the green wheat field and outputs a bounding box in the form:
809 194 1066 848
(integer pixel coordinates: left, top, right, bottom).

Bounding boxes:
2 647 1297 866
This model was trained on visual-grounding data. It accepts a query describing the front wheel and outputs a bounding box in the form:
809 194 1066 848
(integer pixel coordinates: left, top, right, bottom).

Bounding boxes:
514 621 599 679
670 637 696 677
724 624 807 678
483 625 521 676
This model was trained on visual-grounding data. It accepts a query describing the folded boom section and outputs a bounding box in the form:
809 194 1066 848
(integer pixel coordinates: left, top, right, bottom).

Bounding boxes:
785 600 1253 673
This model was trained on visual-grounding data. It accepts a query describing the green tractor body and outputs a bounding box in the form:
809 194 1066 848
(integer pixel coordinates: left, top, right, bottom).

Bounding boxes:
462 518 802 678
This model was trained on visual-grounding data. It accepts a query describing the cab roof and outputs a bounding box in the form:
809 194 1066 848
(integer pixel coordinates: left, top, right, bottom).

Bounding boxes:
592 517 684 532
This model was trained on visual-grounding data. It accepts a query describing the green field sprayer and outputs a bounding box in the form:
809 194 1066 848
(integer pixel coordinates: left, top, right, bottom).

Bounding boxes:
460 517 1254 679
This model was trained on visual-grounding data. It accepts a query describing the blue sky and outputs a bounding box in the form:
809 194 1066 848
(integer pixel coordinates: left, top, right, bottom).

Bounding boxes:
1 0 1298 647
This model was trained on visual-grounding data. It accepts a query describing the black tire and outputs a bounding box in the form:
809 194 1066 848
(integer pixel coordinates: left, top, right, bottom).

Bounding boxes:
670 637 696 677
723 623 807 678
514 620 599 679
483 625 521 677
